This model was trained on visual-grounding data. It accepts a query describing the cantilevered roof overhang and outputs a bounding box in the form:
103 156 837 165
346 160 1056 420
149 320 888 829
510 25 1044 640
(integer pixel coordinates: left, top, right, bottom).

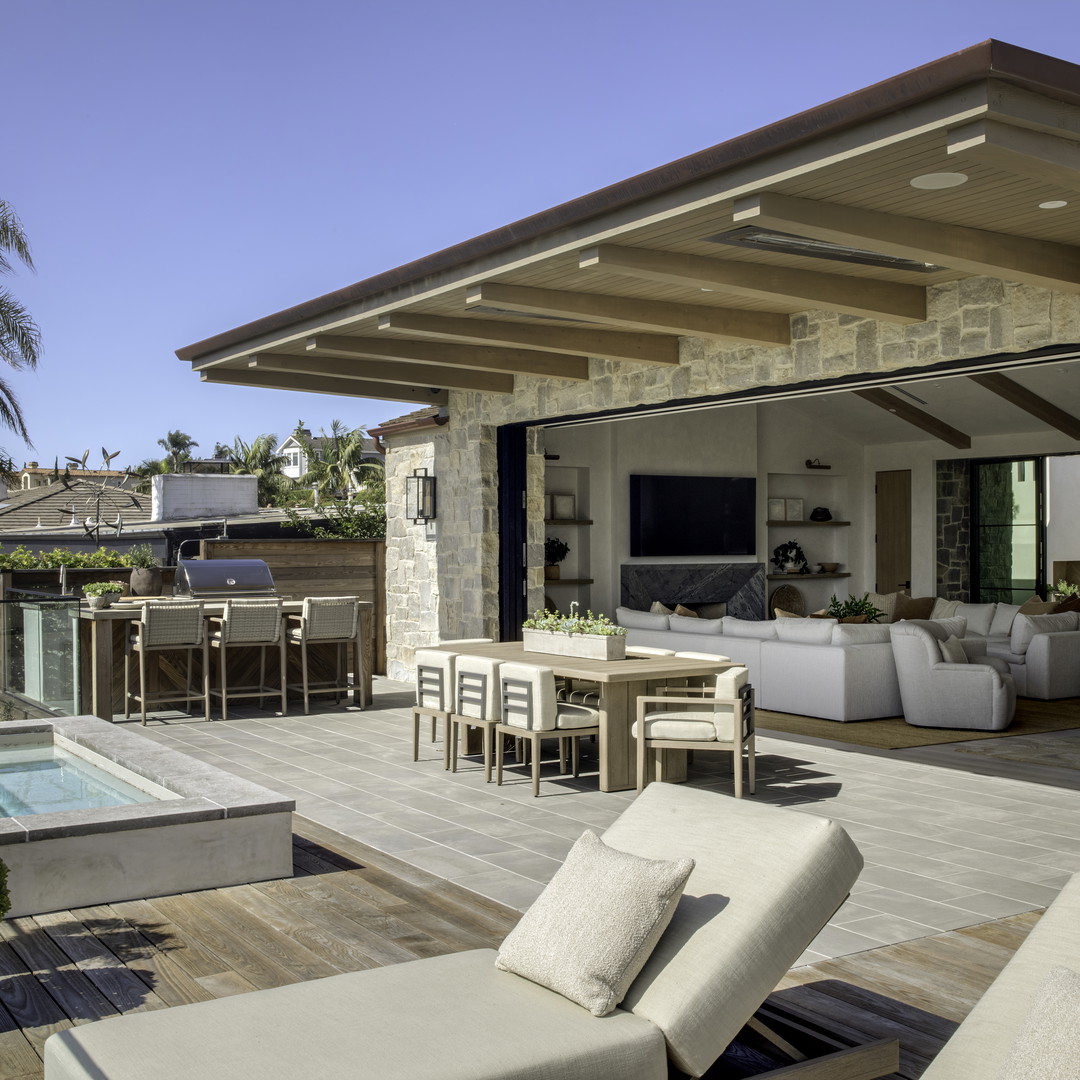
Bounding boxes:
178 40 1080 420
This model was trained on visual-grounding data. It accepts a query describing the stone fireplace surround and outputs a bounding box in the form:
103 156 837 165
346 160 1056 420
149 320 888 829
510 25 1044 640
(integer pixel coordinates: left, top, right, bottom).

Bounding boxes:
620 563 766 621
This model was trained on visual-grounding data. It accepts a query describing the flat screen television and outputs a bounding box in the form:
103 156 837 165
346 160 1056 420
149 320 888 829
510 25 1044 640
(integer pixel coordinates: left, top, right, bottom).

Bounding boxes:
629 474 756 557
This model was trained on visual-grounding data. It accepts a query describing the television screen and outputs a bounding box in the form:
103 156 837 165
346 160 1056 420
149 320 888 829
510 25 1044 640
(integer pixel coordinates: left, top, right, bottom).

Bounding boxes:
629 474 756 557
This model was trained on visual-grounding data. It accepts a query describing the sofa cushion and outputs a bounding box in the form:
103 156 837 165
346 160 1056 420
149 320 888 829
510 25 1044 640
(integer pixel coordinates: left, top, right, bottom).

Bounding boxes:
669 614 724 635
775 619 836 645
986 641 1027 666
1011 611 1080 655
998 965 1080 1080
1018 596 1059 616
894 594 935 620
618 607 670 631
939 635 968 664
931 597 961 620
495 830 693 1017
990 603 1021 636
956 603 997 637
721 618 778 639
831 623 891 645
866 591 898 622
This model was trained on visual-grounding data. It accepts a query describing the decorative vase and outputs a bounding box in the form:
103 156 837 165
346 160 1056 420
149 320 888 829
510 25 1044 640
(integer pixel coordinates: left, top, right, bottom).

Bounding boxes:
129 567 163 596
522 628 626 661
544 564 561 580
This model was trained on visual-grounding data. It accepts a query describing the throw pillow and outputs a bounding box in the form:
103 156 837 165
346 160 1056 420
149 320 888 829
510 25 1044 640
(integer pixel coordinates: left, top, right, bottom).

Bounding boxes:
956 603 997 637
938 635 968 664
773 607 802 619
999 965 1080 1080
695 602 727 620
931 597 961 620
894 594 935 621
618 606 671 631
494 830 694 1016
865 591 897 623
1053 593 1080 614
674 604 699 618
1018 596 1058 616
650 601 674 615
990 603 1021 636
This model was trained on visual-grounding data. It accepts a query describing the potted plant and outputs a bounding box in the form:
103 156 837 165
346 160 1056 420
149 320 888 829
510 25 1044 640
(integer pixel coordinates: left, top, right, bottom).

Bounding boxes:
826 593 887 623
771 539 808 574
522 602 628 660
127 543 162 596
544 536 570 580
83 580 126 610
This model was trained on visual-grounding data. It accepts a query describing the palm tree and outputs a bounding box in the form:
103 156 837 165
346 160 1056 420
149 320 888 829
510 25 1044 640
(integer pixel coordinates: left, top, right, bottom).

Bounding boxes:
132 457 168 495
0 200 41 479
157 430 198 472
298 420 372 500
228 433 293 506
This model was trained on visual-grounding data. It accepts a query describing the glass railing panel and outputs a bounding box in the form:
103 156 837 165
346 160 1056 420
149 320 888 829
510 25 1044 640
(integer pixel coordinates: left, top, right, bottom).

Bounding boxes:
0 593 81 718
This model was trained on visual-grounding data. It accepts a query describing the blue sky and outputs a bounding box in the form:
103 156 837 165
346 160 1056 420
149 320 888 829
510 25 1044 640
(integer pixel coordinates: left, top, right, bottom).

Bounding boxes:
5 0 1080 470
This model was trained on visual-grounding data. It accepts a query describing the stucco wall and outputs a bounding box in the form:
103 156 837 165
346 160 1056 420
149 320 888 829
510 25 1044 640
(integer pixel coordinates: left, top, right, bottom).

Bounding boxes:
380 278 1080 676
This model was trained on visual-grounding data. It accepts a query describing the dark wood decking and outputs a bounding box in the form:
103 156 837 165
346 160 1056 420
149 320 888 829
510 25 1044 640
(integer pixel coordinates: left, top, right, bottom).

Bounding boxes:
0 818 1037 1080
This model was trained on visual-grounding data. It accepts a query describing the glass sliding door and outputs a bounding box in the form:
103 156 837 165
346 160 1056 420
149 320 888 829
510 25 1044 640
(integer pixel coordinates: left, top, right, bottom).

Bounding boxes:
972 458 1044 604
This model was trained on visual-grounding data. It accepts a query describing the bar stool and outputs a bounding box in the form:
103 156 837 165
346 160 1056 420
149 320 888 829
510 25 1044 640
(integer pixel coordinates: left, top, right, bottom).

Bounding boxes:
125 601 210 724
208 599 287 720
286 596 363 714
413 649 456 764
495 662 600 797
448 655 502 780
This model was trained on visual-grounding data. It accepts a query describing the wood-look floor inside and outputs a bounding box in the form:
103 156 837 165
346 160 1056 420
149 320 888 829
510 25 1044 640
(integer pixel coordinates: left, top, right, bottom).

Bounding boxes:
0 818 1037 1080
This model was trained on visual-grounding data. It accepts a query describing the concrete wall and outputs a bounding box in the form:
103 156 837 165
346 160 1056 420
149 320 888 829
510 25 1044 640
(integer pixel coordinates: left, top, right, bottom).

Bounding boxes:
150 474 257 522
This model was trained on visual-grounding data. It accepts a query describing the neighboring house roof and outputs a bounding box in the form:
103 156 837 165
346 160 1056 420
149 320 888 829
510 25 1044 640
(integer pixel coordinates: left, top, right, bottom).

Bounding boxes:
0 478 152 535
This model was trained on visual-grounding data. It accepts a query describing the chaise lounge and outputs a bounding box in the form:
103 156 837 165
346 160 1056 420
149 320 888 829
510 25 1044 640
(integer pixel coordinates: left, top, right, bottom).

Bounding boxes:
44 783 897 1080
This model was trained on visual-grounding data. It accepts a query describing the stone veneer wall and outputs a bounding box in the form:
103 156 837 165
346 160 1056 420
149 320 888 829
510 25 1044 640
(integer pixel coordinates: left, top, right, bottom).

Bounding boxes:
381 279 1080 676
936 459 971 601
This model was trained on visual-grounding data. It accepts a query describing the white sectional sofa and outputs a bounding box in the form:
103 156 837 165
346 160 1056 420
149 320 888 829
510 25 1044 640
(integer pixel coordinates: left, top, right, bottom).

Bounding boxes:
616 608 903 723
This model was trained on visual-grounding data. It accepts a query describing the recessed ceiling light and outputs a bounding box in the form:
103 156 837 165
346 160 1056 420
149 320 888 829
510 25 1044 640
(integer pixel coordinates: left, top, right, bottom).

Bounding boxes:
910 172 969 190
1039 199 1069 209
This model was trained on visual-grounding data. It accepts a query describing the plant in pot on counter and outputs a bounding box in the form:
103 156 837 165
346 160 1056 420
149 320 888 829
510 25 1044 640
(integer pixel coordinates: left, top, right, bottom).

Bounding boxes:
126 543 162 597
826 593 887 623
771 539 808 574
82 580 126 609
544 536 570 580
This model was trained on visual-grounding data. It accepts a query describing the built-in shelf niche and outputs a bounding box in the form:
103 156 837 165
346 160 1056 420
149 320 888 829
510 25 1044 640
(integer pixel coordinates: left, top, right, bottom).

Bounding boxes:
545 465 592 602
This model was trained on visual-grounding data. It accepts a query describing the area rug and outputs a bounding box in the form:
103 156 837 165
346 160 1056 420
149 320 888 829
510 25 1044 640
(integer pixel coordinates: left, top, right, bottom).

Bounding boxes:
952 732 1080 771
757 697 1080 751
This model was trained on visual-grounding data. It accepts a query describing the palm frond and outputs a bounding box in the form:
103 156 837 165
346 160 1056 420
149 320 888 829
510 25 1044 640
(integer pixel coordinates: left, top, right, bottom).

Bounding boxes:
0 290 41 369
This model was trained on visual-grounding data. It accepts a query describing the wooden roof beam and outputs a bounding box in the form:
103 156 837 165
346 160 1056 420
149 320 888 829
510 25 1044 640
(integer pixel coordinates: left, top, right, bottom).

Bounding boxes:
248 354 514 394
377 312 679 366
733 192 1080 293
853 387 971 448
578 244 927 324
947 119 1080 191
466 282 790 345
200 367 449 406
968 371 1080 439
304 335 589 381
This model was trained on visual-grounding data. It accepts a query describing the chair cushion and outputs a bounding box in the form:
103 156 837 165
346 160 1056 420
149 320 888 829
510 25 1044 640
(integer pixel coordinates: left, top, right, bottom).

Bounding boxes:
618 607 670 630
938 635 968 664
554 703 600 730
495 830 693 1017
1010 611 1080 654
998 965 1080 1080
633 714 722 741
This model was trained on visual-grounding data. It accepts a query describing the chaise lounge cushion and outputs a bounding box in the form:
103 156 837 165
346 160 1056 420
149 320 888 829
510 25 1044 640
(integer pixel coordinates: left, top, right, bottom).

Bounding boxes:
495 830 694 1016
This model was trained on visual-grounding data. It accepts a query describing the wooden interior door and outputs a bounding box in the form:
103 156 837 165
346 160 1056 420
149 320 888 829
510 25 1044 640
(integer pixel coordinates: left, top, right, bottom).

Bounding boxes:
875 470 911 593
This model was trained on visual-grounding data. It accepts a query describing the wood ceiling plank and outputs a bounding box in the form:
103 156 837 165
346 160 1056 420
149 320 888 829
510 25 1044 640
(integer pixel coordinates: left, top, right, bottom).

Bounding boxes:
377 313 678 365
248 354 514 394
200 367 449 406
947 119 1080 192
734 192 1080 293
579 244 926 323
968 371 1080 439
466 282 791 345
305 335 589 380
853 387 971 448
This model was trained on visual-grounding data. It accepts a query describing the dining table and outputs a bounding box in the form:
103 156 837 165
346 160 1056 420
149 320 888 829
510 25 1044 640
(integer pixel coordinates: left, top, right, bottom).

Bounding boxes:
78 597 375 721
434 641 733 792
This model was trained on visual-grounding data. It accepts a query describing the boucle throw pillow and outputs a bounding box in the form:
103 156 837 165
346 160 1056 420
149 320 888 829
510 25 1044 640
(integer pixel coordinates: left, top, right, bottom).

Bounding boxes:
1018 596 1058 616
1054 593 1080 614
894 593 935 621
650 601 674 615
494 830 693 1016
938 635 968 664
998 965 1080 1079
866 591 897 622
773 607 802 619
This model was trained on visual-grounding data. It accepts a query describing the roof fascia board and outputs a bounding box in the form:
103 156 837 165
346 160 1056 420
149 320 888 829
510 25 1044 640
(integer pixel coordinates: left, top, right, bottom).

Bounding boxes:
186 84 1002 370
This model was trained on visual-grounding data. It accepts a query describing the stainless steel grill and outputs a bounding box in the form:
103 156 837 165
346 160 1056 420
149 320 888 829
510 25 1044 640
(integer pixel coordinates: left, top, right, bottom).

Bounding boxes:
173 559 277 599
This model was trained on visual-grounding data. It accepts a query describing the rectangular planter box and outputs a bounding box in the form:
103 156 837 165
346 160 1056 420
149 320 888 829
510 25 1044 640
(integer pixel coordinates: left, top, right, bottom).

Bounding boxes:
523 628 626 661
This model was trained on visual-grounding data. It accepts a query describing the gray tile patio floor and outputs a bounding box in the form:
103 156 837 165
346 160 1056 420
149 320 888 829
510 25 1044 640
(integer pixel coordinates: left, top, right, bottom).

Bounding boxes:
129 678 1080 967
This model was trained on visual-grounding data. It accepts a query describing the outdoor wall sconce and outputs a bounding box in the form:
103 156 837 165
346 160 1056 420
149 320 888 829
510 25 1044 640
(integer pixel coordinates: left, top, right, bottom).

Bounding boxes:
406 468 437 524
805 458 832 470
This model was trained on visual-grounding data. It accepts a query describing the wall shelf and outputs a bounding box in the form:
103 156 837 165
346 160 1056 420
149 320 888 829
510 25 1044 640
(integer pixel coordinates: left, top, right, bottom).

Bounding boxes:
545 519 593 526
766 572 851 581
766 520 849 528
545 578 594 585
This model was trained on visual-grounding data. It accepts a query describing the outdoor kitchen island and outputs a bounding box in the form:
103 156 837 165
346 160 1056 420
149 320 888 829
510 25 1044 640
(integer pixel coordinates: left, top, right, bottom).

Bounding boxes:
77 598 375 721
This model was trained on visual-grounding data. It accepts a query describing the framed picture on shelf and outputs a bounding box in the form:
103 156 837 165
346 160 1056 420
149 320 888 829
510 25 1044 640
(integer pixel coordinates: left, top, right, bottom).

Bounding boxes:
767 498 785 521
784 498 804 522
552 494 576 520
